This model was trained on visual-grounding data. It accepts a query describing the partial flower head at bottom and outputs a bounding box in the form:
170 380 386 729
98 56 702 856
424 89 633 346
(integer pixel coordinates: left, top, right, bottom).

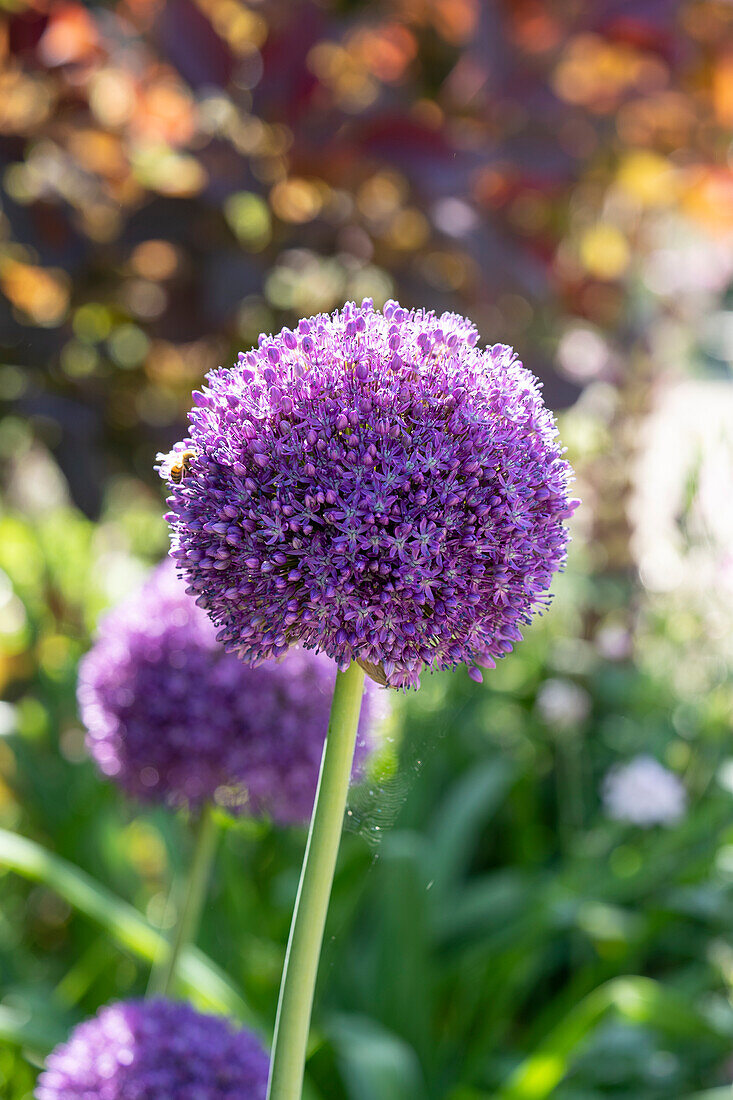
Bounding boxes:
35 998 269 1100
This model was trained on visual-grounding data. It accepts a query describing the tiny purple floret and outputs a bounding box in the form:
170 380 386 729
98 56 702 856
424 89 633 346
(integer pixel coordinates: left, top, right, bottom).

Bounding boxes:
163 299 577 688
35 998 269 1100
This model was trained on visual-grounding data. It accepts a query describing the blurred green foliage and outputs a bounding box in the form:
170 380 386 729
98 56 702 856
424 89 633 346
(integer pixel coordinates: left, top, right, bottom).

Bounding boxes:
1 465 733 1098
1 0 733 1097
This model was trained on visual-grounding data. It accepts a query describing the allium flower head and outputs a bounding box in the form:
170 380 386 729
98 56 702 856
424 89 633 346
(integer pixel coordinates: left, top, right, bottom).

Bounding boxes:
163 299 576 688
35 998 268 1100
602 755 687 827
78 562 378 823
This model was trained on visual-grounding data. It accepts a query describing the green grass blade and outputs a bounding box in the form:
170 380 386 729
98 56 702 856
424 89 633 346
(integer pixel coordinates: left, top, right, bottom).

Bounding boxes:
53 936 116 1007
0 828 255 1023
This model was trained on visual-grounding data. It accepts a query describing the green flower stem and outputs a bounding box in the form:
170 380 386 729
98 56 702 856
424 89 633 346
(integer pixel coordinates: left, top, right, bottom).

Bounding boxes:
267 661 366 1100
148 802 219 998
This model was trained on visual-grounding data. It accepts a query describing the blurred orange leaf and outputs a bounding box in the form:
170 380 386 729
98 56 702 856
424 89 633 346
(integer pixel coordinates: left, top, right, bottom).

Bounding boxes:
38 3 97 67
0 260 70 326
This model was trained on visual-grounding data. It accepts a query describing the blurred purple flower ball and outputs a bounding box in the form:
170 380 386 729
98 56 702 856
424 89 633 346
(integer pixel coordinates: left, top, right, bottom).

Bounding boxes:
35 998 268 1100
78 562 379 823
163 299 576 689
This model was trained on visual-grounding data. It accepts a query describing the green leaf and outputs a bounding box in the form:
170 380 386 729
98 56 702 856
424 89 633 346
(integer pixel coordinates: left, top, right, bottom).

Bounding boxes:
497 977 723 1100
0 1003 67 1058
684 1092 733 1099
0 828 255 1023
682 1091 730 1100
371 832 431 1060
432 869 535 943
53 936 116 1008
328 1013 426 1100
428 758 515 893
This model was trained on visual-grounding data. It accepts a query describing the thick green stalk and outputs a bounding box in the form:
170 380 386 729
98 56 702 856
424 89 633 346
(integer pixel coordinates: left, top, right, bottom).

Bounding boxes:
148 803 218 998
267 661 366 1100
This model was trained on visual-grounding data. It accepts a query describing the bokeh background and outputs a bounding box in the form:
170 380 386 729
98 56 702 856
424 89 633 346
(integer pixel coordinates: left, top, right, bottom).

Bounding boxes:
1 0 733 1096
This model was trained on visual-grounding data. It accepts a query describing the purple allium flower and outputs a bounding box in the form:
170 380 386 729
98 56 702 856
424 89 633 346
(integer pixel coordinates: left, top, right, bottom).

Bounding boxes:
77 562 379 823
163 299 576 689
35 998 268 1100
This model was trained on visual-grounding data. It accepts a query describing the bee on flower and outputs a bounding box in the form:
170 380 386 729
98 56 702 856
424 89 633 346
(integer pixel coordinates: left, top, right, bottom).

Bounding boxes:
155 443 197 485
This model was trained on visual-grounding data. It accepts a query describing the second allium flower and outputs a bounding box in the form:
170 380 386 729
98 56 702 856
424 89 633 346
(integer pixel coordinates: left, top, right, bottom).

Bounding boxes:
163 299 576 688
78 562 377 823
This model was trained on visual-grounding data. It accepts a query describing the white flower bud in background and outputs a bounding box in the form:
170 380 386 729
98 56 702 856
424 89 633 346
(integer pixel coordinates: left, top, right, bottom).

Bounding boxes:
602 755 686 827
536 677 591 729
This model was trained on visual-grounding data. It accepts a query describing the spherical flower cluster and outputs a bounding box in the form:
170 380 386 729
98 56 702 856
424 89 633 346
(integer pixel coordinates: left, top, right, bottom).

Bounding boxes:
602 755 687 827
35 998 268 1100
163 299 576 689
78 562 378 823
